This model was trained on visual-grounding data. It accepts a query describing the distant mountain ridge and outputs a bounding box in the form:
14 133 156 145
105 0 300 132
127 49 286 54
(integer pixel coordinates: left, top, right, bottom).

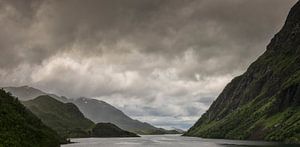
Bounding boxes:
185 1 300 144
3 86 47 101
172 128 186 134
72 97 164 134
3 86 180 135
2 86 68 102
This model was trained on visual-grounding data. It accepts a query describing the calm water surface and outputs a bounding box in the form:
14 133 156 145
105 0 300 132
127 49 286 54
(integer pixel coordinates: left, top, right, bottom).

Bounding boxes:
61 134 296 147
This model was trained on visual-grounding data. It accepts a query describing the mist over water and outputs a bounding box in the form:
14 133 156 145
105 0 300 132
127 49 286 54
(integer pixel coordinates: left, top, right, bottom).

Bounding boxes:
62 135 295 147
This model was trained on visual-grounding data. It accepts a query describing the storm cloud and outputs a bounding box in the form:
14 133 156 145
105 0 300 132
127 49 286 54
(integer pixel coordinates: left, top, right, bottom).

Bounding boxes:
0 0 297 129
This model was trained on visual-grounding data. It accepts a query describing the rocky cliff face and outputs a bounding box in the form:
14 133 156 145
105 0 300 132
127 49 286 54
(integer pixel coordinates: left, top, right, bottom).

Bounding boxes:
185 1 300 143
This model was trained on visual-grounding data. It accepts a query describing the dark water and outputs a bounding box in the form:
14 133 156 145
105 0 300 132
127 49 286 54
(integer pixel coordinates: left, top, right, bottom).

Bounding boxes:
61 134 296 147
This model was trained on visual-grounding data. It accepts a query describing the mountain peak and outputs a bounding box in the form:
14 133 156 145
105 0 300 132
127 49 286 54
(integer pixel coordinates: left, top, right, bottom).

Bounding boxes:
267 1 300 52
286 1 300 24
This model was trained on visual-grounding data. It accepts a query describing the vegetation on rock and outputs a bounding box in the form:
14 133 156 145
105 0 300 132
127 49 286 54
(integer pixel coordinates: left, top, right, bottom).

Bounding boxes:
0 89 64 147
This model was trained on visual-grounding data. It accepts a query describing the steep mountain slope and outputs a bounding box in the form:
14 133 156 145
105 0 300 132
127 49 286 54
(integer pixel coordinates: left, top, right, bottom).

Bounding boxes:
73 97 164 134
91 123 140 137
185 1 300 143
23 95 95 138
0 89 63 147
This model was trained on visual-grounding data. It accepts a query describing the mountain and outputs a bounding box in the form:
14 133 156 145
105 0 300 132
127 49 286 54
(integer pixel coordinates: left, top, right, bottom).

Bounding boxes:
91 123 139 137
23 95 95 138
72 97 164 134
0 89 64 146
2 86 68 102
172 128 186 134
4 86 176 135
185 1 300 144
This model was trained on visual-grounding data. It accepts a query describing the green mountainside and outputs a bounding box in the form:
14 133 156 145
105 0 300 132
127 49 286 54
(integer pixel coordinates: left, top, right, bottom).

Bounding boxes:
184 1 300 144
91 123 140 137
23 95 95 138
0 89 64 147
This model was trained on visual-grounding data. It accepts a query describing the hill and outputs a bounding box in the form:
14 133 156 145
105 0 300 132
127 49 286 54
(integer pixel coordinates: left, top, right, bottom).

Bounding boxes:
184 1 300 144
91 123 139 137
23 95 95 138
0 89 64 147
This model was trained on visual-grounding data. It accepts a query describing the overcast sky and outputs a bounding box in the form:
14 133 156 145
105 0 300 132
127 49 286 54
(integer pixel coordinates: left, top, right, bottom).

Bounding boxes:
0 0 297 130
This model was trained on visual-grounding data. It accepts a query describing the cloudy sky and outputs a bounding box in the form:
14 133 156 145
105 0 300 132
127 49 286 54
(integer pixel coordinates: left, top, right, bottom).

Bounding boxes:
0 0 297 130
